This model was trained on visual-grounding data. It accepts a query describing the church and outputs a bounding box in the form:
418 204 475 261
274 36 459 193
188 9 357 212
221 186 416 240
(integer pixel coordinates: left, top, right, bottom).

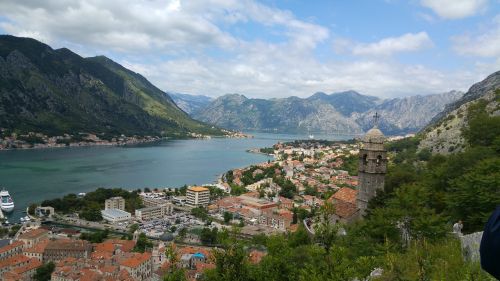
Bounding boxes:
328 117 387 223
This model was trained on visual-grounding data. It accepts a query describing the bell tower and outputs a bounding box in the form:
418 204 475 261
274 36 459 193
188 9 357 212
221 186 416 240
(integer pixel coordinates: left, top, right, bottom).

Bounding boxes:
357 113 387 216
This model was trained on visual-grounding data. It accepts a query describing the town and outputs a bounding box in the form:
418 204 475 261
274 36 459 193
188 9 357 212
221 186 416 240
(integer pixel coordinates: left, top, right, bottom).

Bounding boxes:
0 136 367 280
0 128 251 150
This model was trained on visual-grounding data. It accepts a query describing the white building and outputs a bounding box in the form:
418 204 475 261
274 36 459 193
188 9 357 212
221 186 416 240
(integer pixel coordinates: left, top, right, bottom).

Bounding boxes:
135 204 173 221
186 186 210 207
105 197 125 211
101 208 131 223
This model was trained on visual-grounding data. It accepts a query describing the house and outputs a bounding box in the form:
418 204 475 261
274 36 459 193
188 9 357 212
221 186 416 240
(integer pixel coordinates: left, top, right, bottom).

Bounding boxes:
327 187 359 224
0 241 24 260
119 252 153 281
18 228 49 249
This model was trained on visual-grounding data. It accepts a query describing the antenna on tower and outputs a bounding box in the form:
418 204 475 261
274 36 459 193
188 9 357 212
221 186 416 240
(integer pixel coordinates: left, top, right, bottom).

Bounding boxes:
373 112 380 128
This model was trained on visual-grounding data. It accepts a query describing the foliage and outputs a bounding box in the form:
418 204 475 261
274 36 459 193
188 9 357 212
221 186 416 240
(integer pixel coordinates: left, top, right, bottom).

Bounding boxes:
337 154 358 176
34 262 55 281
9 225 21 237
133 232 153 253
28 203 38 216
80 229 109 243
200 227 219 245
191 207 209 221
41 188 144 216
224 212 233 224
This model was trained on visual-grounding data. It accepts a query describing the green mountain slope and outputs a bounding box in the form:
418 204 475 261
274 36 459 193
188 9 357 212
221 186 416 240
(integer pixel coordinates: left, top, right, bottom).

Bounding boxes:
419 71 500 153
0 35 221 137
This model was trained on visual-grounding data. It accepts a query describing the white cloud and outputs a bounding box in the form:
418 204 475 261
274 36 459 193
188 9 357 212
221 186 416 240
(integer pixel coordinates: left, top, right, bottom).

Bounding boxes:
0 0 488 99
453 15 500 57
420 0 488 19
351 32 433 56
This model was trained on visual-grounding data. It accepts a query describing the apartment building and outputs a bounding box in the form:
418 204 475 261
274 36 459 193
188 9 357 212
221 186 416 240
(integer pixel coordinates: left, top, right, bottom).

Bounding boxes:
186 186 210 207
135 204 173 221
105 196 126 211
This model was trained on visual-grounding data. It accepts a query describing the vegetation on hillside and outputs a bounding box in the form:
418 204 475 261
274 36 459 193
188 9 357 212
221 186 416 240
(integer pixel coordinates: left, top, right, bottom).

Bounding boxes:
0 35 222 138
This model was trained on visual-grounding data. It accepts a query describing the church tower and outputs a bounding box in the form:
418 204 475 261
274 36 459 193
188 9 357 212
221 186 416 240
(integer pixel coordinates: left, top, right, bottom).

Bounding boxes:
357 113 387 216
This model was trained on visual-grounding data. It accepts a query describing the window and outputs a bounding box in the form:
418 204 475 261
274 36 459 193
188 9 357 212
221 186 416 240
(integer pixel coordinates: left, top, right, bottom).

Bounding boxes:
376 155 382 166
362 154 368 165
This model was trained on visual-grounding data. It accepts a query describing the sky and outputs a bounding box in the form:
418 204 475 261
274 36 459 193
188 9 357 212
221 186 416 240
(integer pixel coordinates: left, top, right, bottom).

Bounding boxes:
0 0 499 99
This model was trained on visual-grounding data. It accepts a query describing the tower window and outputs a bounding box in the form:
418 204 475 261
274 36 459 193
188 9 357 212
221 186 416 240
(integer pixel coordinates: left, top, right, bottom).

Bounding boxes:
363 154 368 165
376 155 382 166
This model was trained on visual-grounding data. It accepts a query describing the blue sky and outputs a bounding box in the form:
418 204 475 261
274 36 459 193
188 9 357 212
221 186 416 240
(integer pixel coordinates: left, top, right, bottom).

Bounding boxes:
0 0 499 98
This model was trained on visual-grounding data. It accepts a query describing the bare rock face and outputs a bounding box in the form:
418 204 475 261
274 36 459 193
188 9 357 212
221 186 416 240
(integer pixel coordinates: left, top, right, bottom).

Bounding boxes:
419 71 500 154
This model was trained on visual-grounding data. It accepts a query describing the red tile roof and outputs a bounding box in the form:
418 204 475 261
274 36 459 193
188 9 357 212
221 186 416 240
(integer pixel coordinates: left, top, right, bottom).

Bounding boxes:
0 254 30 269
328 187 358 204
119 252 151 268
0 241 24 254
23 239 49 254
18 228 49 240
333 200 358 219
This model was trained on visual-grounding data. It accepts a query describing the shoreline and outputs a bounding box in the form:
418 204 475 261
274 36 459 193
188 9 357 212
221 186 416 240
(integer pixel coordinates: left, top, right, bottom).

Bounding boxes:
0 133 253 152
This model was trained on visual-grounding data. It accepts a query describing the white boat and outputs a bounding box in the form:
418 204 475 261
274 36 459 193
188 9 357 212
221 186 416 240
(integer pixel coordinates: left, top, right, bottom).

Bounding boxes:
0 189 14 213
20 217 24 222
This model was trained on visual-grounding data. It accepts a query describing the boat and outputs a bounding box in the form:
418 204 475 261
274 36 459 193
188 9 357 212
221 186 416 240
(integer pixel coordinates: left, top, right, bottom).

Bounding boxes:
0 189 14 213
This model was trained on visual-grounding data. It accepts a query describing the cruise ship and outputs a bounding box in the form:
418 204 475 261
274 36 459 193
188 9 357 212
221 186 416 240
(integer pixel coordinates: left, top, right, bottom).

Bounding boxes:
0 189 14 213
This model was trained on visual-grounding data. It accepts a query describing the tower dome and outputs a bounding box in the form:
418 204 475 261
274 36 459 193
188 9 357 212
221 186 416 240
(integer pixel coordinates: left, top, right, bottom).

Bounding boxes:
363 127 385 143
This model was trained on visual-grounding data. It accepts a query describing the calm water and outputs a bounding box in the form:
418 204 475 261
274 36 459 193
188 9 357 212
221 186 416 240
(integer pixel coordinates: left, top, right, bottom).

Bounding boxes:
0 132 350 221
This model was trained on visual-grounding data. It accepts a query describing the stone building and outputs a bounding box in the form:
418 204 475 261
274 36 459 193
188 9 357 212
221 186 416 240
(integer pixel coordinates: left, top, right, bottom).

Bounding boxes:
42 240 92 262
356 121 387 216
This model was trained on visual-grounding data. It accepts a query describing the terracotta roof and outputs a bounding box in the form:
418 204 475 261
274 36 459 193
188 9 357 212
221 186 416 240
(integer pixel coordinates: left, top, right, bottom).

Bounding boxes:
0 254 30 269
23 239 49 254
188 186 209 192
0 241 24 254
333 200 358 219
119 252 151 268
13 258 42 274
46 240 91 251
18 228 49 240
2 272 21 281
328 187 358 204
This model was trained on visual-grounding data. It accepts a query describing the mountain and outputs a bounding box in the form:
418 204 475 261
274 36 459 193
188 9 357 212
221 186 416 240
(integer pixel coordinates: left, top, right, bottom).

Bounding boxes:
419 71 500 154
354 91 464 134
192 91 462 135
0 35 221 137
169 92 213 114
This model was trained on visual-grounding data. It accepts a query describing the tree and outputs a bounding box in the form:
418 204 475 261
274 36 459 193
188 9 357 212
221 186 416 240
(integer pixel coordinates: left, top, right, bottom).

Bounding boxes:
224 212 233 224
200 227 218 245
34 262 55 281
28 203 38 216
446 158 500 232
204 244 250 281
134 233 153 253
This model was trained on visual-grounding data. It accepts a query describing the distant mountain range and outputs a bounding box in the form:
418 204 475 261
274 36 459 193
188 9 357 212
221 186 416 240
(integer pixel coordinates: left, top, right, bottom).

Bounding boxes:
169 93 213 114
188 90 463 135
0 35 221 137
